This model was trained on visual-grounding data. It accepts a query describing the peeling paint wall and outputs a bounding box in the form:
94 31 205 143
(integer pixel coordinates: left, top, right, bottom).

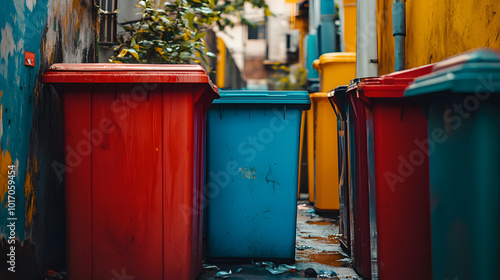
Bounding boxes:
377 0 500 75
0 0 97 278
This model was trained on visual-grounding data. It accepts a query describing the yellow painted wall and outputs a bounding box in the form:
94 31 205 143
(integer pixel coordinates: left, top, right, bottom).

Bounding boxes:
377 0 500 75
344 0 357 52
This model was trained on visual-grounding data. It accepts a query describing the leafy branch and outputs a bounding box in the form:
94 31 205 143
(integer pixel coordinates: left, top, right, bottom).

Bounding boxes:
109 0 272 65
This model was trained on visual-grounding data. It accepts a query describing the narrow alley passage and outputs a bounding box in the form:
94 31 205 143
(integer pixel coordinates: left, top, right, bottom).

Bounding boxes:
198 196 360 280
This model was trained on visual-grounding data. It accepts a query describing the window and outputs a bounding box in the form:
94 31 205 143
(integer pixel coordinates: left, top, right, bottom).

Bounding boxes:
248 21 266 40
99 0 118 45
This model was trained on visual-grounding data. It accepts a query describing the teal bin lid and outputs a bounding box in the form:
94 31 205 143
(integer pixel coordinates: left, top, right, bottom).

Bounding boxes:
213 90 311 109
405 48 500 96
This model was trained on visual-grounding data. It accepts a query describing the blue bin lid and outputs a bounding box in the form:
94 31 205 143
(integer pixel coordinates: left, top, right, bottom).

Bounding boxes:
405 48 500 96
213 90 311 109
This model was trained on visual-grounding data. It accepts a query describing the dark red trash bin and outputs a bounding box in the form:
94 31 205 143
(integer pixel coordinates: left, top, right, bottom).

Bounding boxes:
348 64 434 280
44 64 219 280
346 79 372 279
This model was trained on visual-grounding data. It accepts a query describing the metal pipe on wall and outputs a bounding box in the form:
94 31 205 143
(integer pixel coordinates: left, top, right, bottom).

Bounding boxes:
393 0 406 71
309 0 321 35
356 0 379 78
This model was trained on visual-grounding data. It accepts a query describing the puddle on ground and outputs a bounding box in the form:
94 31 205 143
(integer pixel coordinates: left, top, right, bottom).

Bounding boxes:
300 235 339 244
306 220 334 226
296 250 345 267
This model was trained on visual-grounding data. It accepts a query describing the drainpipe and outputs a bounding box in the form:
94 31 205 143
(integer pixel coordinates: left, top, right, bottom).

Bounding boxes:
309 0 320 35
357 0 379 78
392 0 406 71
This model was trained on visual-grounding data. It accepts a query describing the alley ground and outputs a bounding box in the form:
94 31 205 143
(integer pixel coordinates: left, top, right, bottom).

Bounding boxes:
198 195 360 279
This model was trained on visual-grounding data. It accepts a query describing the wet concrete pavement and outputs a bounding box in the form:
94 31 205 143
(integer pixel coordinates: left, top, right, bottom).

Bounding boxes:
198 198 361 279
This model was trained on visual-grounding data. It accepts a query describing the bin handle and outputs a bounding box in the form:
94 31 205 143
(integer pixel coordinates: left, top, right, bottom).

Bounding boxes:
328 98 339 116
349 94 358 118
340 145 346 186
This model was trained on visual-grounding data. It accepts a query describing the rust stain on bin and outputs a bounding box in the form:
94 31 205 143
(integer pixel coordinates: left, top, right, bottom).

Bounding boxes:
239 166 256 179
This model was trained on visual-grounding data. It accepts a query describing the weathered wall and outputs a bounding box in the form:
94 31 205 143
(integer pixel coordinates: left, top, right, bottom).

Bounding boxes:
377 0 500 75
0 0 97 278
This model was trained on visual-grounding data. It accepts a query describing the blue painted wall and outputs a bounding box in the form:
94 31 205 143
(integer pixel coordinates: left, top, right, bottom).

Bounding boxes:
0 0 97 278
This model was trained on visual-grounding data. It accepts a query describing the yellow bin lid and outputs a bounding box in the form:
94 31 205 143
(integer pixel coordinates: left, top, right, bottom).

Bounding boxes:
319 52 357 68
312 59 320 71
309 92 329 99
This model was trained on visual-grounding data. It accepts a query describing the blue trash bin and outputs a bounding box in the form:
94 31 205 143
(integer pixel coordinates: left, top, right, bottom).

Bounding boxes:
205 90 310 261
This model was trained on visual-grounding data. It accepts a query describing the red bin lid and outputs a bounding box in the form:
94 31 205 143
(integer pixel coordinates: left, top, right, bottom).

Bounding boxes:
43 63 217 90
357 64 434 98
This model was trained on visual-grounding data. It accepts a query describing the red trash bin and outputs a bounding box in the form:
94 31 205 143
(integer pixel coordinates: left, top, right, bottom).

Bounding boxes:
44 64 219 280
346 80 372 279
349 64 434 280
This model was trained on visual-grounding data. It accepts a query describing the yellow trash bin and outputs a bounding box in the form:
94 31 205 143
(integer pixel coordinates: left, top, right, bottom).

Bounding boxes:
316 52 357 92
310 92 339 213
306 98 315 204
297 111 306 199
305 53 355 214
303 59 320 205
296 99 316 204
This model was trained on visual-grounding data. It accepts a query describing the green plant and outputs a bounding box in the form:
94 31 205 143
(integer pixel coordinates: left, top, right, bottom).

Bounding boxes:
109 0 272 65
269 63 307 90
